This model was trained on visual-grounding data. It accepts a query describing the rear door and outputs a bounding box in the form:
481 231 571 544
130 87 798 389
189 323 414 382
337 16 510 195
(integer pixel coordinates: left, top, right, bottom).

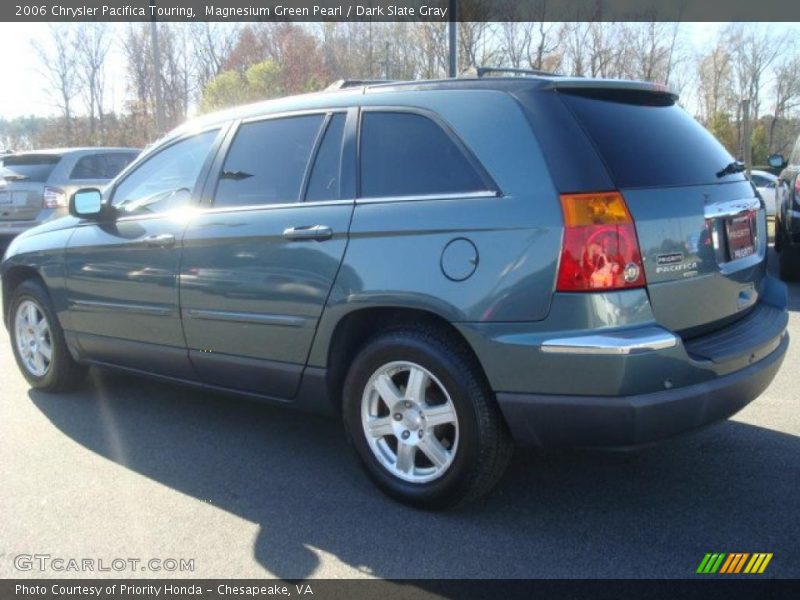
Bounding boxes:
536 87 766 334
0 153 62 222
179 109 355 398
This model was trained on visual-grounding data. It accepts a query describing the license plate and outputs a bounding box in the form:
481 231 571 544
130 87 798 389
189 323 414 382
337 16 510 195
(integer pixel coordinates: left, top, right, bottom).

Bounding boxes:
0 192 10 205
726 213 755 260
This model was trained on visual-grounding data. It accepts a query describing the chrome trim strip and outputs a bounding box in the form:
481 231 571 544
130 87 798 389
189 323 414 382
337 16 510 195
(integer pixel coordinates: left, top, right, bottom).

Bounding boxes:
71 299 173 317
356 190 500 204
703 197 761 219
541 327 679 355
184 308 306 328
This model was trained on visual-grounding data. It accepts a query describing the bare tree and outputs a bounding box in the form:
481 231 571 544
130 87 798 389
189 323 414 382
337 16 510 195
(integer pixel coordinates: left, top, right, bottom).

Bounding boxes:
191 22 239 94
32 25 79 145
769 45 800 153
75 23 111 144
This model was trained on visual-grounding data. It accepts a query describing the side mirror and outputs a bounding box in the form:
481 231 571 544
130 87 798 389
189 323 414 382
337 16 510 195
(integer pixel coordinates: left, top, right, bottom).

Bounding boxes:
767 154 786 169
69 188 104 219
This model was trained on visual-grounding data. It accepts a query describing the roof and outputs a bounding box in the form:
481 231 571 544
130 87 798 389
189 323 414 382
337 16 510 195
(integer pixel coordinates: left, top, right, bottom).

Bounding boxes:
9 147 139 157
172 75 675 141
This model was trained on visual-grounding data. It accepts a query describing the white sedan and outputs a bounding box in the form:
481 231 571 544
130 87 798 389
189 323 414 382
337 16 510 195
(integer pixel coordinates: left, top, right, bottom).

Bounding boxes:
750 169 778 216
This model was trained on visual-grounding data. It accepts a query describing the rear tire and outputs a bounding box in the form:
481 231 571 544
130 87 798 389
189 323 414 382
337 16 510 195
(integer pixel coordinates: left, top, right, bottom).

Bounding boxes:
342 325 513 509
9 279 87 392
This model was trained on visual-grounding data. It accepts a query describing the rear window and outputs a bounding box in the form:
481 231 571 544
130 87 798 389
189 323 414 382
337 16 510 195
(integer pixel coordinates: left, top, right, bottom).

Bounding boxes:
0 154 61 183
559 90 742 188
70 152 138 180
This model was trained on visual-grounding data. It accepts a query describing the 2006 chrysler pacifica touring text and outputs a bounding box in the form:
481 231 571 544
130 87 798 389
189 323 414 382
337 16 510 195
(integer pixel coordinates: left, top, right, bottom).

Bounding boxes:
2 75 789 508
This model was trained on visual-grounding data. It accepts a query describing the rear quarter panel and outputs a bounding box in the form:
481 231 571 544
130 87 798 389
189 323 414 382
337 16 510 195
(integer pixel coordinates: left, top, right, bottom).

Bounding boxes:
308 90 563 367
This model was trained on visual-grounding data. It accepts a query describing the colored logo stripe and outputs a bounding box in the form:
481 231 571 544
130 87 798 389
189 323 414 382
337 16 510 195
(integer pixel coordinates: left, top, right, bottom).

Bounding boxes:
744 553 773 574
697 553 773 574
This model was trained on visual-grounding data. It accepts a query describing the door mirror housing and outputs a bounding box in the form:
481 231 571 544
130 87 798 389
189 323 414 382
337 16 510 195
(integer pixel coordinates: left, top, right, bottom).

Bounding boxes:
69 188 104 219
767 154 786 169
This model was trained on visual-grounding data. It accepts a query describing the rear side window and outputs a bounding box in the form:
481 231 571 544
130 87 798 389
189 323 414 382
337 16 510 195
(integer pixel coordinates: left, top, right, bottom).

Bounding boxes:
305 113 346 201
70 152 138 180
214 115 324 208
360 112 486 198
560 90 741 188
0 154 61 183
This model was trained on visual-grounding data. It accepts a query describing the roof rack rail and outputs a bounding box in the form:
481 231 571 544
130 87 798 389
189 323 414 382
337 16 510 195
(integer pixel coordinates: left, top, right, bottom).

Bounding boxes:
325 79 396 91
474 67 561 78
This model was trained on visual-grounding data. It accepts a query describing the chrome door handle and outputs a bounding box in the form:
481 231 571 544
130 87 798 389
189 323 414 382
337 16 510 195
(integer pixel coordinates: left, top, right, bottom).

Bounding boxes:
142 233 176 248
282 225 333 241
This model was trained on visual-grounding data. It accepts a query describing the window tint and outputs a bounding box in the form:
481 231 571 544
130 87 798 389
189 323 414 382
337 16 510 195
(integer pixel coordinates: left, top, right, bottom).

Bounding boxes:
70 152 138 180
214 115 324 208
750 175 767 187
560 90 742 188
113 130 218 214
360 112 486 198
305 113 346 201
0 154 61 183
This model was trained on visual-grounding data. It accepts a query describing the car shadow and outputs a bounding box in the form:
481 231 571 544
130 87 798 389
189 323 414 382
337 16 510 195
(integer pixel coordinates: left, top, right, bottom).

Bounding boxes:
29 368 800 579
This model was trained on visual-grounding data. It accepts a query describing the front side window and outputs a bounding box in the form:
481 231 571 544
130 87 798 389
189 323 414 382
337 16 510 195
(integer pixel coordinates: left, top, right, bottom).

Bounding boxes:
214 115 324 208
112 130 218 215
359 112 487 198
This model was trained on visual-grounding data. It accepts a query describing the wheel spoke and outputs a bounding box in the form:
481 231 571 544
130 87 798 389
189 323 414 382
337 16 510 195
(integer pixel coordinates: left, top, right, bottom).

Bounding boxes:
35 319 49 335
424 402 457 427
366 416 393 438
418 436 449 469
31 351 46 374
374 373 403 408
38 342 52 361
404 366 428 404
26 303 38 326
395 442 416 474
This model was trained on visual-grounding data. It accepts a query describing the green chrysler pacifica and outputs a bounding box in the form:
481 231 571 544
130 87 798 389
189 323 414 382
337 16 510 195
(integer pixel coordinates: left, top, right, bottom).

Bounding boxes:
1 75 789 508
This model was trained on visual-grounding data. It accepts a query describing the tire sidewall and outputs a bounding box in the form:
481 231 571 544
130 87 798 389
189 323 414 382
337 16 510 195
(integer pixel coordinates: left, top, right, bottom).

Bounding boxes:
343 331 484 508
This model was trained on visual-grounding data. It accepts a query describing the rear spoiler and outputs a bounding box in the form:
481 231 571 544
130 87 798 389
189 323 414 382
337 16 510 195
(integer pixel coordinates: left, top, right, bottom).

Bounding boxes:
542 78 679 101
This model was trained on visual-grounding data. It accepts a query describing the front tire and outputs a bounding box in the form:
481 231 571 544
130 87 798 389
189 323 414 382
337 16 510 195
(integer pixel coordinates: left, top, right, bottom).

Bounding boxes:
342 326 513 509
9 279 87 392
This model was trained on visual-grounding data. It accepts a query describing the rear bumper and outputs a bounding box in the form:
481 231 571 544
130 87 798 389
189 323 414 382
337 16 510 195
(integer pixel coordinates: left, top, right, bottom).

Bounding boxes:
497 332 787 447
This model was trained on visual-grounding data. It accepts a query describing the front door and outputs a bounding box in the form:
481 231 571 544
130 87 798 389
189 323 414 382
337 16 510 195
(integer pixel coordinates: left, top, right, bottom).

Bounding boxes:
180 110 355 398
63 128 224 377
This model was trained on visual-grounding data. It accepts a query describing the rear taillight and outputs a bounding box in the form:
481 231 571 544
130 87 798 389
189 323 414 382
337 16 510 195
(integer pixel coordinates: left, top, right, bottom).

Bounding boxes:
43 186 67 208
556 192 646 292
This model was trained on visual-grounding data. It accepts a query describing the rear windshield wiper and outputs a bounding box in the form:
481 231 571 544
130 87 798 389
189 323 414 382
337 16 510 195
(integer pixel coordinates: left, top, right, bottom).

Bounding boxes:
716 161 745 178
1 174 29 182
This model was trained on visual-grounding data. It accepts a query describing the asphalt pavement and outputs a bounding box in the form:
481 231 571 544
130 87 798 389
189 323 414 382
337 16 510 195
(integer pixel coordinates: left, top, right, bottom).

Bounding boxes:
0 250 798 579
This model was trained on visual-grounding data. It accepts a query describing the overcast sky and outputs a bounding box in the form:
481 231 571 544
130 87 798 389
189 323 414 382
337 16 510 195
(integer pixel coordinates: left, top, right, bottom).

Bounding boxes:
0 22 797 120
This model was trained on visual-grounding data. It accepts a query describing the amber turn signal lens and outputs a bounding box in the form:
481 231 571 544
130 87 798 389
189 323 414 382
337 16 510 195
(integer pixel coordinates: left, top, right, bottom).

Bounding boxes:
557 192 646 292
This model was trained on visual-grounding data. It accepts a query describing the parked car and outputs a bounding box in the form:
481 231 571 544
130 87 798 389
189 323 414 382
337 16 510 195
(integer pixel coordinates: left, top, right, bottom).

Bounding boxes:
0 148 139 242
749 169 778 217
773 136 800 280
1 76 789 508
